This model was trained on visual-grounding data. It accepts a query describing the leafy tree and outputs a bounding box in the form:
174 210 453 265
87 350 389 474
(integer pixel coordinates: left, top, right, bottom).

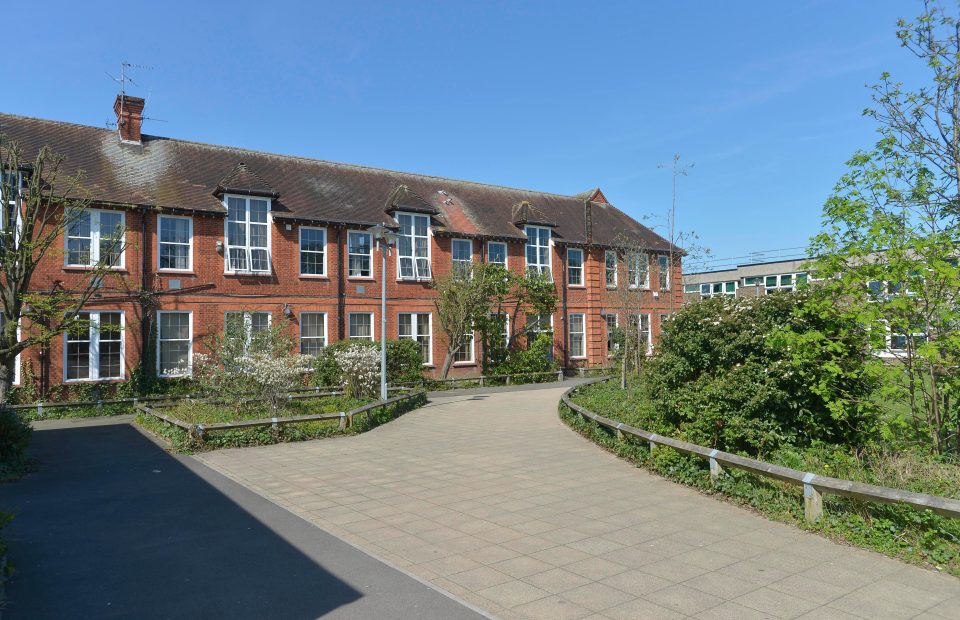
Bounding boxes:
0 138 126 403
810 2 960 454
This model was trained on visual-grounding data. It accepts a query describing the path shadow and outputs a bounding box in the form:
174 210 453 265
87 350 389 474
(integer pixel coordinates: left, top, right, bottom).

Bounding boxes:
1 424 363 619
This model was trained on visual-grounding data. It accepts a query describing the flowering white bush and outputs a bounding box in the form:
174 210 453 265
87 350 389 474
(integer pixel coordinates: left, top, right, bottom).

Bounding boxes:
334 345 380 399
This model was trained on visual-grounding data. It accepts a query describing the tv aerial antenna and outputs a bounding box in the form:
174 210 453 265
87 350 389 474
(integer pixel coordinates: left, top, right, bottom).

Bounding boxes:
104 62 166 128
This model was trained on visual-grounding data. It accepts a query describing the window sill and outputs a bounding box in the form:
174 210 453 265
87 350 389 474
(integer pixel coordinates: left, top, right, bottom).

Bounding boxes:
397 278 433 283
299 274 330 280
567 284 586 289
158 270 195 276
64 377 126 384
452 361 477 367
570 356 587 361
158 373 192 379
63 266 127 273
224 271 272 277
347 276 375 281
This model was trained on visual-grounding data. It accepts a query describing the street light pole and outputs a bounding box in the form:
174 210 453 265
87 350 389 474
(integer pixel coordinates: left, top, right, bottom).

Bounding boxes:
369 224 397 401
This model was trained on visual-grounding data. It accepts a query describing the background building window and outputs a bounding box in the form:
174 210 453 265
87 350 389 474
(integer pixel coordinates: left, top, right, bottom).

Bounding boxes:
65 311 123 381
525 225 551 277
157 311 191 377
397 213 431 280
225 196 270 273
158 215 192 271
567 248 584 286
299 312 327 354
299 227 326 276
605 250 617 287
569 313 585 358
487 242 507 267
66 209 125 267
348 231 372 277
398 313 431 364
349 312 374 340
452 239 472 277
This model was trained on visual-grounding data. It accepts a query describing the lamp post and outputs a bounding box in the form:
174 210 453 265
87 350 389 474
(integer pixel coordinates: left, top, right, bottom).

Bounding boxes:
369 224 399 400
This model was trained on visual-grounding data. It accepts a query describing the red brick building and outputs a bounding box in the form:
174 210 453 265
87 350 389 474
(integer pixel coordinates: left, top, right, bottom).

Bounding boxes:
0 96 682 392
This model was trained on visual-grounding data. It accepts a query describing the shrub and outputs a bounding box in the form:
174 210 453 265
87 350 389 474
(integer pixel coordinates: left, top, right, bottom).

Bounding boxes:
0 409 31 480
491 333 558 378
642 289 881 456
314 340 423 387
334 344 380 399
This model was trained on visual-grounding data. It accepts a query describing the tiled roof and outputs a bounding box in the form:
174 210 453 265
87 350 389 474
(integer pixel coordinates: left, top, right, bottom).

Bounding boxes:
0 112 678 251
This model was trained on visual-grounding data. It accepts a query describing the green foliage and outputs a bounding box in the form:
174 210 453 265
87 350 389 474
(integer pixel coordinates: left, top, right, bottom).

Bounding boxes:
642 290 881 455
490 333 558 379
0 409 32 481
560 396 960 576
313 339 424 387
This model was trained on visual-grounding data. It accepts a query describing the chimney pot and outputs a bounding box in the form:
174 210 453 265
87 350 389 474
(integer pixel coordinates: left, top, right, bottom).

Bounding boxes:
114 94 146 144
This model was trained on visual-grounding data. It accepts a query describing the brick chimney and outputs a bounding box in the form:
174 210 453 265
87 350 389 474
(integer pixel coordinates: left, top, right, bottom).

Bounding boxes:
114 94 145 143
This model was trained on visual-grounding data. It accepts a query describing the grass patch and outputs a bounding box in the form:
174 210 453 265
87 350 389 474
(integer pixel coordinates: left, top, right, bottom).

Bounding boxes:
564 381 960 577
137 392 427 453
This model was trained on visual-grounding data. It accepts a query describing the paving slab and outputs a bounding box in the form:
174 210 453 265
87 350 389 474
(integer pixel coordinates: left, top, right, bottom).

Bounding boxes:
198 386 960 619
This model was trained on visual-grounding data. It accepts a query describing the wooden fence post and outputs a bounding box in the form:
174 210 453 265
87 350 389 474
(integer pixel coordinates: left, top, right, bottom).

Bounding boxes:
709 449 723 481
803 473 823 522
339 411 347 430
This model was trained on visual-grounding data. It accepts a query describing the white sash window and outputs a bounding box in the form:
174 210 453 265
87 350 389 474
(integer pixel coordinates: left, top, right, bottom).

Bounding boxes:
225 196 271 273
397 213 431 280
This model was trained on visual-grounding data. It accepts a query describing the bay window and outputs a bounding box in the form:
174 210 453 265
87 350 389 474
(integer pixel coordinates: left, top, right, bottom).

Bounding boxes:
158 215 192 271
225 196 270 273
397 213 431 280
65 311 124 381
525 225 551 277
66 209 125 267
299 226 327 276
398 312 431 364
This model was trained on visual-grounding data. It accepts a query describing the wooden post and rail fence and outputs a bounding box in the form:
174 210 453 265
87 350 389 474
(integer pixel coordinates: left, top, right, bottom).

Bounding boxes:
561 378 960 523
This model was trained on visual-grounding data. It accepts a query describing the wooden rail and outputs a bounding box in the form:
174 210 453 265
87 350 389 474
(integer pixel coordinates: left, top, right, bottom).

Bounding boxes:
561 378 960 522
394 370 564 389
137 389 427 444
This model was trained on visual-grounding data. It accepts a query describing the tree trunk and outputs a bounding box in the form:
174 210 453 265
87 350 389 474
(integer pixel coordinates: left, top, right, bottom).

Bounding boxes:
440 349 455 379
929 365 943 454
0 359 14 405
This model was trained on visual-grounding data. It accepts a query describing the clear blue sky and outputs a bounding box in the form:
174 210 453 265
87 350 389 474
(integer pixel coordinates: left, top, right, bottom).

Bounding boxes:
7 1 929 268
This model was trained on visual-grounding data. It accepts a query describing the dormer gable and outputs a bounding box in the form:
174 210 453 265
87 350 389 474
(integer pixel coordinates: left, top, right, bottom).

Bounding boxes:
384 184 438 216
214 162 279 199
511 200 557 228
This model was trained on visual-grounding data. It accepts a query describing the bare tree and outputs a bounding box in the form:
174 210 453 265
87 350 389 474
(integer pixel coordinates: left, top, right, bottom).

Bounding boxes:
0 137 125 403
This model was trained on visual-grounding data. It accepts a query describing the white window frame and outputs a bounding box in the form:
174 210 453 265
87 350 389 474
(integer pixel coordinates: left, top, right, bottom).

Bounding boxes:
629 313 652 355
605 313 618 357
567 247 584 287
605 250 617 288
628 252 649 289
1 171 21 252
658 255 670 291
224 311 272 351
156 310 193 378
63 311 125 382
347 230 373 279
298 226 328 277
568 313 586 359
1 315 21 386
157 214 193 272
299 312 328 354
348 312 375 341
398 312 432 366
396 212 432 281
453 327 475 365
490 312 510 350
64 208 126 268
451 238 473 277
487 241 508 268
524 225 552 278
224 195 272 274
701 281 737 299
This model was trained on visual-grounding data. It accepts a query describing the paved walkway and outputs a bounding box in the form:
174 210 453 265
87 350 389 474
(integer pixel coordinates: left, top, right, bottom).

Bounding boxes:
199 387 960 620
3 419 485 619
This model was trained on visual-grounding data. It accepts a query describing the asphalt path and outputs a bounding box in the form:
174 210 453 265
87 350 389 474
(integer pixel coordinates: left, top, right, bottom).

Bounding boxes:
1 420 488 620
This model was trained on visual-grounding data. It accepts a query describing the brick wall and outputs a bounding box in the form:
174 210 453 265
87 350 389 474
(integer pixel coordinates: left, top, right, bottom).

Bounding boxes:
18 205 683 390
